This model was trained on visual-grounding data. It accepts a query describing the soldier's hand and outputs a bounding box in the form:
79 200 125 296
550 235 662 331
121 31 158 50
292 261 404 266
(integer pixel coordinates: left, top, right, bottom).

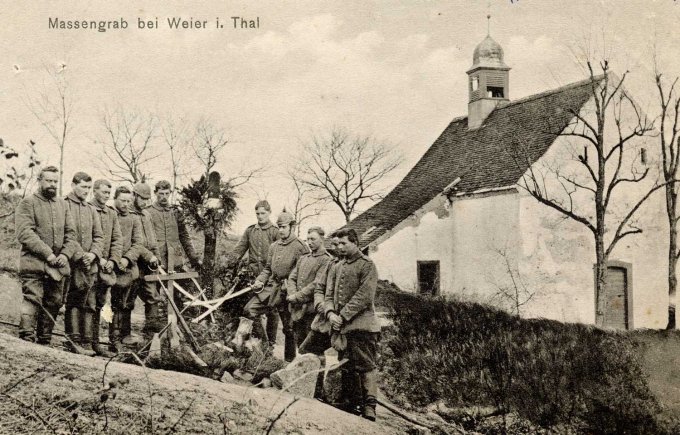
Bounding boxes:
46 253 58 266
120 257 129 270
82 252 96 267
105 260 115 273
329 313 343 330
149 256 158 268
55 254 68 268
253 280 264 290
286 293 297 303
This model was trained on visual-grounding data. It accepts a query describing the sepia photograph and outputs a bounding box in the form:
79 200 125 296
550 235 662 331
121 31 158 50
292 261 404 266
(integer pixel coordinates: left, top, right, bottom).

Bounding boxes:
1 0 680 433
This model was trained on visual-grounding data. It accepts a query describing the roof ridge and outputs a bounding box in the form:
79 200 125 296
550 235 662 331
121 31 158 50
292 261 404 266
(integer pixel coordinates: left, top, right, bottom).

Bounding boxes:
497 74 604 110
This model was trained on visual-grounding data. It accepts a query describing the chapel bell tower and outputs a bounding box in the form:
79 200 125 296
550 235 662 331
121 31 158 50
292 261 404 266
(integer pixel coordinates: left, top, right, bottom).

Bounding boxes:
466 17 510 130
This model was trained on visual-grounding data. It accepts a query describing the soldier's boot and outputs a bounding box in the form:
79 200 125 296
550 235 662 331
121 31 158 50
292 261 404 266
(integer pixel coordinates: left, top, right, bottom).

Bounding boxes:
18 300 38 342
283 331 296 362
143 303 162 340
91 309 115 358
79 310 97 357
265 312 279 349
314 356 327 401
339 369 362 415
109 312 125 354
361 370 378 422
250 317 270 353
37 305 60 346
64 308 92 355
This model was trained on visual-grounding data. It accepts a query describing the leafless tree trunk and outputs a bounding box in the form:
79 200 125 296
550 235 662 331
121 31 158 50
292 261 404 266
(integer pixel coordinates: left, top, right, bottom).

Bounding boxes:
24 65 74 196
510 61 662 327
160 115 194 203
654 67 680 329
193 119 230 180
96 107 160 184
298 127 402 223
287 168 325 236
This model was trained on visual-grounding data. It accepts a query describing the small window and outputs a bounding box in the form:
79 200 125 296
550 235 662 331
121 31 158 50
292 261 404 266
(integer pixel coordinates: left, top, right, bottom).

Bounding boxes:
487 86 504 98
471 77 479 91
640 148 647 165
417 261 440 296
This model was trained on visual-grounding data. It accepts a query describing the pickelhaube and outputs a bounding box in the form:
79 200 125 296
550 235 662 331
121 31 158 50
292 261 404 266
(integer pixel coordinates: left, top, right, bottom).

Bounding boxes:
276 208 296 226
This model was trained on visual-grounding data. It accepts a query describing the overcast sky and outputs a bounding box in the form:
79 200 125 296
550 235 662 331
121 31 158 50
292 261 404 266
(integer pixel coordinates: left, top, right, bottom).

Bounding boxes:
1 0 679 234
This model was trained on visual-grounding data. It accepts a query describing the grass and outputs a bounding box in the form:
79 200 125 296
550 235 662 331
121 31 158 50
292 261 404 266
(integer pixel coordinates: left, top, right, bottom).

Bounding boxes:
377 284 678 434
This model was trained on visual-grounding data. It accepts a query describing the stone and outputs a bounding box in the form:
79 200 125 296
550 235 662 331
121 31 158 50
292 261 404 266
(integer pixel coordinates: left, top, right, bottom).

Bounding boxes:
233 369 254 382
220 371 235 383
270 353 321 398
259 377 272 388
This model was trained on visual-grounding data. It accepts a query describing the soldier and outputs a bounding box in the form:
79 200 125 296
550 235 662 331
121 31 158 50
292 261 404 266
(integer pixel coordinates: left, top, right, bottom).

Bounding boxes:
227 200 278 342
286 226 332 352
130 183 162 339
248 210 309 361
109 186 146 352
15 166 78 344
63 172 105 356
324 228 381 421
300 232 343 400
146 180 201 271
89 179 123 357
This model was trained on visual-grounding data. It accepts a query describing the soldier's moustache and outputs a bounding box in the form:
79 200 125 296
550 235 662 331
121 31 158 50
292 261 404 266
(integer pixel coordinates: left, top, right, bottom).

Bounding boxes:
42 187 57 199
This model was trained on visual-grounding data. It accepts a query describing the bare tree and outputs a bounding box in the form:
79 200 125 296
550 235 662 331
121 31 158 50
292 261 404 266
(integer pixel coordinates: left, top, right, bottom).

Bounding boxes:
488 247 535 316
160 115 194 203
654 66 680 329
96 107 160 184
24 64 74 196
192 119 229 180
286 168 325 236
298 127 402 223
509 61 665 327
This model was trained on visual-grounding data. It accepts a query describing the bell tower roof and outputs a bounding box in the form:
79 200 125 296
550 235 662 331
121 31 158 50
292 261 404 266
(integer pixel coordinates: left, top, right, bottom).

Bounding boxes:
470 35 508 70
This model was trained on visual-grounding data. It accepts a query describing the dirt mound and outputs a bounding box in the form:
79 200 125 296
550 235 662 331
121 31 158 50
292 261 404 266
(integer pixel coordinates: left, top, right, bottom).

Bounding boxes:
0 333 401 434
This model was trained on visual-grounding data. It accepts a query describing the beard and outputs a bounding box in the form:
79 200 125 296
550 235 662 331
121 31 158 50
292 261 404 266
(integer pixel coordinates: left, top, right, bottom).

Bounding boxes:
42 187 57 199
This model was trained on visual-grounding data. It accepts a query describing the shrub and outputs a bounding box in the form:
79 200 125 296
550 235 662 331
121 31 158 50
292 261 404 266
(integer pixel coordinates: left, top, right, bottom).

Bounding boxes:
378 286 662 433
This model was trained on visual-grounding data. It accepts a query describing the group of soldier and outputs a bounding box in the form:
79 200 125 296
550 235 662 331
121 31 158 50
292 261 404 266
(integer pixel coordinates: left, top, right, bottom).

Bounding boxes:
14 165 381 422
230 200 380 421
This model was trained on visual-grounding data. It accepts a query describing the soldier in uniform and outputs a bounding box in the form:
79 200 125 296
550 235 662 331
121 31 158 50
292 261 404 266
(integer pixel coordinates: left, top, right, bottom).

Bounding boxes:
109 186 146 352
146 180 201 271
15 166 78 345
89 179 123 357
130 183 162 339
300 232 343 400
227 200 278 340
286 226 332 352
324 228 381 421
248 210 309 361
63 172 105 355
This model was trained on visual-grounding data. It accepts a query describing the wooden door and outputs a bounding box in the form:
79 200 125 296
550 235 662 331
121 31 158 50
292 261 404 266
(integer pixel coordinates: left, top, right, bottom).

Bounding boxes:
600 266 628 329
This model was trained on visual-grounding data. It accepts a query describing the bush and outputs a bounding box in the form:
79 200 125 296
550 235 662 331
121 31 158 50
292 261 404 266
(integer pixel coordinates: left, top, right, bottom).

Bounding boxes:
378 286 662 434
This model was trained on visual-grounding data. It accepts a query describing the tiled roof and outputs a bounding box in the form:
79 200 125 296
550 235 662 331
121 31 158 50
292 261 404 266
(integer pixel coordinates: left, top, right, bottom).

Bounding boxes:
346 76 601 247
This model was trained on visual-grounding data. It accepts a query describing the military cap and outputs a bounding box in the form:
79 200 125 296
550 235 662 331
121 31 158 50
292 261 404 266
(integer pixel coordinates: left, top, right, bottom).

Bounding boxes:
276 208 296 226
133 182 152 199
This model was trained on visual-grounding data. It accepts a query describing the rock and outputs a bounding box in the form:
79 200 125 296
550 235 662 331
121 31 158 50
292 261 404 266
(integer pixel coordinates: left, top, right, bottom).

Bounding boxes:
259 377 272 388
270 353 321 398
323 365 343 405
199 341 234 368
230 317 253 349
233 369 254 382
220 371 234 383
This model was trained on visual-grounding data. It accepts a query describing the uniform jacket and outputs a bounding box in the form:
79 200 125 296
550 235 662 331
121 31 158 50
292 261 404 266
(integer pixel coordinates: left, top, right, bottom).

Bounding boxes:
15 191 79 276
89 199 123 265
311 258 339 334
116 207 144 266
132 206 160 265
64 193 104 270
324 251 380 333
286 247 332 321
230 221 278 275
146 202 198 269
255 235 309 304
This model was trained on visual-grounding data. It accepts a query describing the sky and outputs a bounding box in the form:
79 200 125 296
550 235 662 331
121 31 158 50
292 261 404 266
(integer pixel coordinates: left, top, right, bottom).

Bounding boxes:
1 0 679 235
